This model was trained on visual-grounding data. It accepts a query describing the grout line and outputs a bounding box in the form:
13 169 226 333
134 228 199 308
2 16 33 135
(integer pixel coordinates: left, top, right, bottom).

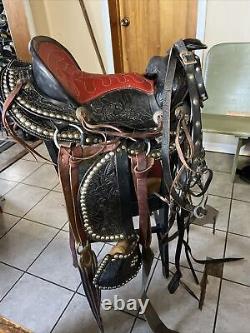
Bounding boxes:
212 179 235 333
222 277 250 288
0 215 23 241
49 292 76 333
209 191 250 205
0 210 71 303
21 217 67 232
129 315 139 333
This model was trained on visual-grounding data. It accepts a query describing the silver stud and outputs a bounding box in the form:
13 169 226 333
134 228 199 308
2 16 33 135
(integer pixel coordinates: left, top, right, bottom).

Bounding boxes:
86 138 91 143
43 111 48 116
195 121 201 128
196 67 200 72
193 98 199 106
188 74 194 80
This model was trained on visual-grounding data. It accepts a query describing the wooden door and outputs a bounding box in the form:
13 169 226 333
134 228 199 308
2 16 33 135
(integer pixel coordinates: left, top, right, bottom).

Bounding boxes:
109 0 197 73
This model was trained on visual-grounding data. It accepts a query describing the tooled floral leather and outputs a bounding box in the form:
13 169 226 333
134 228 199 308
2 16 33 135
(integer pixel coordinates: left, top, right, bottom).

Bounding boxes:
38 42 154 104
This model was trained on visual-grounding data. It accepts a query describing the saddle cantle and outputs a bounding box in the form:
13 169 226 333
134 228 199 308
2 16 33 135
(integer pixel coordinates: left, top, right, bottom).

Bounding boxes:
30 36 159 130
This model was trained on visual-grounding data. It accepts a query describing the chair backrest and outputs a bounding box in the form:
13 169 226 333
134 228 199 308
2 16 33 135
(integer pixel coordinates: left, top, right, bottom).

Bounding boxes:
203 42 250 116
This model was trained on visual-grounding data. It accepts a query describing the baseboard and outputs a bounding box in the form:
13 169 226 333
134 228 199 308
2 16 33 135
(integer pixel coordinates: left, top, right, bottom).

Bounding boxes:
204 140 250 156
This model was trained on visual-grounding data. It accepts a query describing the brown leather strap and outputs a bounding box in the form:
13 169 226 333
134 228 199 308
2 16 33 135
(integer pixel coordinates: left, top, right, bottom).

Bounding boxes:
58 145 87 246
132 153 154 248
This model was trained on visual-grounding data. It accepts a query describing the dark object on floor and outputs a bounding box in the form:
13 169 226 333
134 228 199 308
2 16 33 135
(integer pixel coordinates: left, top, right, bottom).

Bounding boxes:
0 35 242 333
237 165 250 183
0 137 15 153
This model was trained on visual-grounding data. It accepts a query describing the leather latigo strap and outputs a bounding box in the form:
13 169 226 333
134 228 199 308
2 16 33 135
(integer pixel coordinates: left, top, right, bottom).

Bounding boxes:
58 144 103 332
131 153 154 248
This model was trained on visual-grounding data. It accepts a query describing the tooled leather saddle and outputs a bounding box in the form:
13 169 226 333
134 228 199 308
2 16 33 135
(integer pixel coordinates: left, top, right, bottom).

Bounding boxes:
1 36 240 333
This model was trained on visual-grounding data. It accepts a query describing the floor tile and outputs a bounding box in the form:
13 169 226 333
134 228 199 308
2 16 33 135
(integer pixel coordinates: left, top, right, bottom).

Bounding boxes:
25 191 68 228
0 219 58 270
52 293 136 333
23 163 59 189
0 274 73 333
133 261 220 333
0 263 23 299
62 222 69 231
2 183 48 217
22 143 52 163
229 200 250 237
207 195 230 231
53 183 62 192
28 231 81 291
0 178 17 197
224 233 250 286
0 143 25 161
208 171 233 198
0 159 41 182
169 225 226 271
205 151 233 173
233 175 250 203
0 213 20 238
215 280 250 333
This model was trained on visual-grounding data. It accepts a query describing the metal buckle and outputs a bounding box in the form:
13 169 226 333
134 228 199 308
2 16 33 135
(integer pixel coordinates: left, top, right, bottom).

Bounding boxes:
179 51 197 66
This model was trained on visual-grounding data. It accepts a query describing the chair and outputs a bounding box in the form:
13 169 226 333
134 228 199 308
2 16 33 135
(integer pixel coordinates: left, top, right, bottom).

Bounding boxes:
202 42 250 181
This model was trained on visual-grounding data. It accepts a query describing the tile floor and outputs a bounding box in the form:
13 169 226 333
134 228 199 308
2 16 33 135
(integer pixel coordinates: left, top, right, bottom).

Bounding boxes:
0 145 250 333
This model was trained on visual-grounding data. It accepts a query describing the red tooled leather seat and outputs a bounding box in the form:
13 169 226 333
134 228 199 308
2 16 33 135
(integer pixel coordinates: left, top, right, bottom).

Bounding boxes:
30 36 154 105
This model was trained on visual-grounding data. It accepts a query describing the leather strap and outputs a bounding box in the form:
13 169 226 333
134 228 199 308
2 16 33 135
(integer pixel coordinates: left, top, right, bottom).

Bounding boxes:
58 145 103 332
132 153 154 248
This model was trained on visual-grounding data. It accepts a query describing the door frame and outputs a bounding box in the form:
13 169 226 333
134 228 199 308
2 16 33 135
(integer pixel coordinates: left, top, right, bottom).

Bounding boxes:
108 0 124 73
3 0 31 61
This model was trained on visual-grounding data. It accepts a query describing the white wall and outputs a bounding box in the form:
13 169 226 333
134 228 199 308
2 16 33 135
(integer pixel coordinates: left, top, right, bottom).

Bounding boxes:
200 0 250 155
28 0 114 73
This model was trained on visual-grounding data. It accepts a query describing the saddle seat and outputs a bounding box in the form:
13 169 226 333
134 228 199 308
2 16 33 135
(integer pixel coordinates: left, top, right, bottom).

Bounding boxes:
30 36 154 105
